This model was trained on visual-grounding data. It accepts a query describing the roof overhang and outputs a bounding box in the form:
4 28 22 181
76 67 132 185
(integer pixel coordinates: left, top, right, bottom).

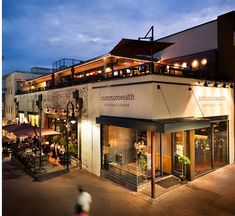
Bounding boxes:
96 116 211 133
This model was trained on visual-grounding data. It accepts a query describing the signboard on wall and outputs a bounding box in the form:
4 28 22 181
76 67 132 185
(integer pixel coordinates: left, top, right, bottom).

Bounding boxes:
99 83 153 119
99 82 233 120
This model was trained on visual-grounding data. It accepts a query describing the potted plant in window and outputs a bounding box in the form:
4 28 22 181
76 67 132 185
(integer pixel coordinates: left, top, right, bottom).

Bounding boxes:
138 155 147 171
178 154 191 183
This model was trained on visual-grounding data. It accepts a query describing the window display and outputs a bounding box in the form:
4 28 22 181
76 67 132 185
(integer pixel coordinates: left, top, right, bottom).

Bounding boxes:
101 125 150 186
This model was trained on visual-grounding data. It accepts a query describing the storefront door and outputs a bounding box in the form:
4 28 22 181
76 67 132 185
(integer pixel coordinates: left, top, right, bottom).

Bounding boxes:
194 127 212 175
172 131 187 177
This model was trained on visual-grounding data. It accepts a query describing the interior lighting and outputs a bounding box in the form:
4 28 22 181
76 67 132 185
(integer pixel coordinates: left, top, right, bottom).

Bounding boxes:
230 83 234 88
192 60 199 68
213 82 218 87
204 81 208 87
222 83 227 88
201 58 207 65
105 67 112 73
173 63 180 68
182 62 187 68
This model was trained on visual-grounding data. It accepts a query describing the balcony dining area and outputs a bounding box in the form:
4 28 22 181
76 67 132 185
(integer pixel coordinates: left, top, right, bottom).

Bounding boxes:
16 54 206 95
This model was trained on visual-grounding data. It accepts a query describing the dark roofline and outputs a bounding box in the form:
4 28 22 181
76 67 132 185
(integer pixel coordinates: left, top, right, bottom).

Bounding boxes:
156 19 217 41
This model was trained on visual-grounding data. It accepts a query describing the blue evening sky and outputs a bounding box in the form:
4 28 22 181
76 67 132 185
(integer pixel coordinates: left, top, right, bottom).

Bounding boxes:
2 0 235 76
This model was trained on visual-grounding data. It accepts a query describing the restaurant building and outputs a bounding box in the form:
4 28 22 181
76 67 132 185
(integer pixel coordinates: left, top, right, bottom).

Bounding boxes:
15 49 234 196
14 11 235 196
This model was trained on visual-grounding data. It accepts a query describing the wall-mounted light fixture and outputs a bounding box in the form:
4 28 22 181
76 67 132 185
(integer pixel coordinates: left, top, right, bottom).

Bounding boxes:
222 83 227 88
157 85 161 89
213 82 218 87
230 83 234 88
192 60 199 69
201 58 207 65
204 81 208 87
188 87 192 91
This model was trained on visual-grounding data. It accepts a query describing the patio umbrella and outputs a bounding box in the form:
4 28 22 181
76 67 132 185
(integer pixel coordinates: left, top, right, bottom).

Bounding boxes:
3 123 60 137
2 124 24 133
110 38 173 57
13 128 61 137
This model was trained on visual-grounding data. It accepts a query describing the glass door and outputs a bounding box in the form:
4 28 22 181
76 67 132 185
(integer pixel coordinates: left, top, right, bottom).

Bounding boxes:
194 127 212 175
213 121 228 168
173 131 186 176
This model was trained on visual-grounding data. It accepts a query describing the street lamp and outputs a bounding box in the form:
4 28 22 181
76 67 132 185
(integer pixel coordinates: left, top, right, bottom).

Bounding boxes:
66 101 76 171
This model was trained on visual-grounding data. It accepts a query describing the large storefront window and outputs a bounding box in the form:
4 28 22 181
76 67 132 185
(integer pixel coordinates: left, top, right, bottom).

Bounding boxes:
28 114 39 126
213 121 228 168
102 125 151 186
195 127 212 175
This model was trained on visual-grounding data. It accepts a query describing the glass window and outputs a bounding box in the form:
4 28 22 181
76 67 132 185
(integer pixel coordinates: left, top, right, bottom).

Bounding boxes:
102 125 150 186
213 121 228 168
28 114 39 126
194 127 212 175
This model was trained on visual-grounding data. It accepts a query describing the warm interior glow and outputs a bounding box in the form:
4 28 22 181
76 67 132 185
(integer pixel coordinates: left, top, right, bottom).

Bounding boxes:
173 63 180 68
182 62 187 68
105 67 112 72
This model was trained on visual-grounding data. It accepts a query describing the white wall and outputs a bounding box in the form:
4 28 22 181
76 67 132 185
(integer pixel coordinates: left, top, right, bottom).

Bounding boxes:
92 75 234 170
156 21 218 60
5 71 48 123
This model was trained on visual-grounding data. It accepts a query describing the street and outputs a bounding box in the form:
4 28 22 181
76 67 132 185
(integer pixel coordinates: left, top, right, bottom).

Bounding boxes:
2 156 235 216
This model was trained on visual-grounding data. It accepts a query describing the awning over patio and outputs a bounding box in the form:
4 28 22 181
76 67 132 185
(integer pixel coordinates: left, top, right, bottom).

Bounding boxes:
110 38 173 57
2 123 61 137
96 116 211 133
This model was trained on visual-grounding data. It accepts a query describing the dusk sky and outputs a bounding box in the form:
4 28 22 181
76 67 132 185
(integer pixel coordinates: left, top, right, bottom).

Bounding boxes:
2 0 235 76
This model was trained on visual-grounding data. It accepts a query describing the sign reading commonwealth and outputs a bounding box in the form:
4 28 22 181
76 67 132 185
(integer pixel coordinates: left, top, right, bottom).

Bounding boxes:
99 84 153 119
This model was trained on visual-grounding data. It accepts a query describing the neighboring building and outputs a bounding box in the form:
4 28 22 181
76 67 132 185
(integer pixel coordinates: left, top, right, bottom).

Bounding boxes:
156 11 235 82
3 67 51 126
2 79 6 119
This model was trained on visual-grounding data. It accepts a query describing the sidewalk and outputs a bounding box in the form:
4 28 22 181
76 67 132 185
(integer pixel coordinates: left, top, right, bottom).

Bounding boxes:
3 156 235 216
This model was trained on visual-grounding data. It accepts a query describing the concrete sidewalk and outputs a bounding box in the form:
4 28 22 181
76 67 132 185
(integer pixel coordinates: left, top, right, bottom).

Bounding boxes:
3 156 235 216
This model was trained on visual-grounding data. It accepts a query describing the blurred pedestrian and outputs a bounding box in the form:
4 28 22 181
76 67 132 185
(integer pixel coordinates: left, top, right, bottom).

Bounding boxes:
74 186 92 216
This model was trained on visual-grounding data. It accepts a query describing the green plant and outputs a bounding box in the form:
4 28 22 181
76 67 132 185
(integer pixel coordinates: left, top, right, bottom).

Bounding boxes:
138 155 147 170
178 154 191 165
59 136 66 146
178 154 190 182
51 135 59 144
69 143 77 155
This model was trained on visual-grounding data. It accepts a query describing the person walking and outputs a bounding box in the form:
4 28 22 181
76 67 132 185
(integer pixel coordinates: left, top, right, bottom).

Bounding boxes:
75 186 92 216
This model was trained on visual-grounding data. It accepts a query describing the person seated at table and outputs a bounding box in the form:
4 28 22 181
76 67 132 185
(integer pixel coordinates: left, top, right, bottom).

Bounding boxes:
58 145 65 163
50 143 55 158
54 143 61 163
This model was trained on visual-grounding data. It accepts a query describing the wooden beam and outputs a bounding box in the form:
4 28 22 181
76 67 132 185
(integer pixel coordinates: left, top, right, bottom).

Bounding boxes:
151 132 156 199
